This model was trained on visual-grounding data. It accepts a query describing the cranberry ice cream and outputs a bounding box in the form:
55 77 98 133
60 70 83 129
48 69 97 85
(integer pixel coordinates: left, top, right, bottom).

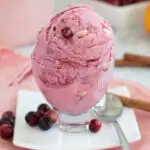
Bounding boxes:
32 4 114 115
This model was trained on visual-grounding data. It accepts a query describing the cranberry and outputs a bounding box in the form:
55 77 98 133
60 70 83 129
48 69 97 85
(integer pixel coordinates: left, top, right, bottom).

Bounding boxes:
104 0 121 5
89 119 102 133
0 124 14 140
61 27 73 39
38 116 52 131
25 111 38 127
2 111 15 120
110 0 121 5
0 118 14 127
36 110 45 120
53 27 56 31
120 0 133 5
37 103 51 113
0 119 3 127
45 110 58 124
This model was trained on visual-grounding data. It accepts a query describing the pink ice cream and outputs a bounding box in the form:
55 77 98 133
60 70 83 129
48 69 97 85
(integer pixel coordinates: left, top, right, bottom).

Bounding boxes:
31 4 114 115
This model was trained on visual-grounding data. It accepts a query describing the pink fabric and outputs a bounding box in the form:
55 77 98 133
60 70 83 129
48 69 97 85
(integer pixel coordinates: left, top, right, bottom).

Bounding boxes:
0 49 150 149
0 49 34 149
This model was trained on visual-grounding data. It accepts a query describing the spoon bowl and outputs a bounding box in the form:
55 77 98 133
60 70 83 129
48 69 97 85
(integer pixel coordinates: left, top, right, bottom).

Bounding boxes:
93 93 131 150
95 93 124 122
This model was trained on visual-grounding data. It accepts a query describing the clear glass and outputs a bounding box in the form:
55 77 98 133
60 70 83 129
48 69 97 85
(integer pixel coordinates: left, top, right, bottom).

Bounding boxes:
58 111 90 133
35 62 114 132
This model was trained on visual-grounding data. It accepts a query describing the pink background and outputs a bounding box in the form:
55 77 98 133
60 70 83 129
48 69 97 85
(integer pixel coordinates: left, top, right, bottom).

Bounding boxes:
0 0 53 48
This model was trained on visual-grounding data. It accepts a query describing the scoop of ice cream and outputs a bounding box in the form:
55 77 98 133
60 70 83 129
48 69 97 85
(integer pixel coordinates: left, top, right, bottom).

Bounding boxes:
32 4 114 115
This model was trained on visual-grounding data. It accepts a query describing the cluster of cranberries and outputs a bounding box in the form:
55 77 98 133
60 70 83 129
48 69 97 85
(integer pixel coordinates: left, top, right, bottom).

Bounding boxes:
0 111 15 140
61 27 74 39
0 106 102 141
102 0 146 6
25 103 102 133
25 103 58 131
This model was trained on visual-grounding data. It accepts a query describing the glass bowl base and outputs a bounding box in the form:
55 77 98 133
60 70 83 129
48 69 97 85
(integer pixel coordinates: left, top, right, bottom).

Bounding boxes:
58 111 90 133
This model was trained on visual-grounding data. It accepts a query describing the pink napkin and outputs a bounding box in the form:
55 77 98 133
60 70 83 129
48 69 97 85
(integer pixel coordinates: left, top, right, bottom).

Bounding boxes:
0 49 150 150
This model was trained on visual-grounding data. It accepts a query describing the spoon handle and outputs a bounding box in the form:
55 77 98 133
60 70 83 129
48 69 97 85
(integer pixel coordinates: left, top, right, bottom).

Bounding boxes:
108 93 150 112
113 121 131 150
117 94 150 112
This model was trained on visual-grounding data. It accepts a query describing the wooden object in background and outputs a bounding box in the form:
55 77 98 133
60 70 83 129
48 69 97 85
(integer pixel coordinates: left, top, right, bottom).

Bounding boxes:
110 93 150 112
124 53 150 65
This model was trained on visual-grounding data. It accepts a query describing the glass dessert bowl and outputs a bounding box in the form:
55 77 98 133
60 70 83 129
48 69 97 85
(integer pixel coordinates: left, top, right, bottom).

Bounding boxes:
31 4 114 132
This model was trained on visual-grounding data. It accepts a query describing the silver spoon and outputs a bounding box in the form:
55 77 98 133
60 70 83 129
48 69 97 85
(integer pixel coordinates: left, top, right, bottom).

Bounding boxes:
93 93 130 150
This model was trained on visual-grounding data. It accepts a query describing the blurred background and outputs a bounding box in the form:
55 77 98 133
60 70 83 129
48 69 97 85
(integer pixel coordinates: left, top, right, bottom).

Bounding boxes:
0 0 150 87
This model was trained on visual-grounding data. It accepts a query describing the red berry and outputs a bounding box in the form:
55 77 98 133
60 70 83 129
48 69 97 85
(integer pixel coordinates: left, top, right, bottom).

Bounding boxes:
0 124 14 140
0 118 14 127
89 119 102 133
120 0 133 5
25 111 38 127
61 27 74 39
2 111 15 120
37 103 51 113
36 110 45 120
0 119 3 127
104 0 121 5
38 116 52 131
45 110 58 124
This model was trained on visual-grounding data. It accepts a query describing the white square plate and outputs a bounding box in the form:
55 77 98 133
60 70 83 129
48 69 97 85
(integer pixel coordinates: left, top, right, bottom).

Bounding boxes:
13 86 141 150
